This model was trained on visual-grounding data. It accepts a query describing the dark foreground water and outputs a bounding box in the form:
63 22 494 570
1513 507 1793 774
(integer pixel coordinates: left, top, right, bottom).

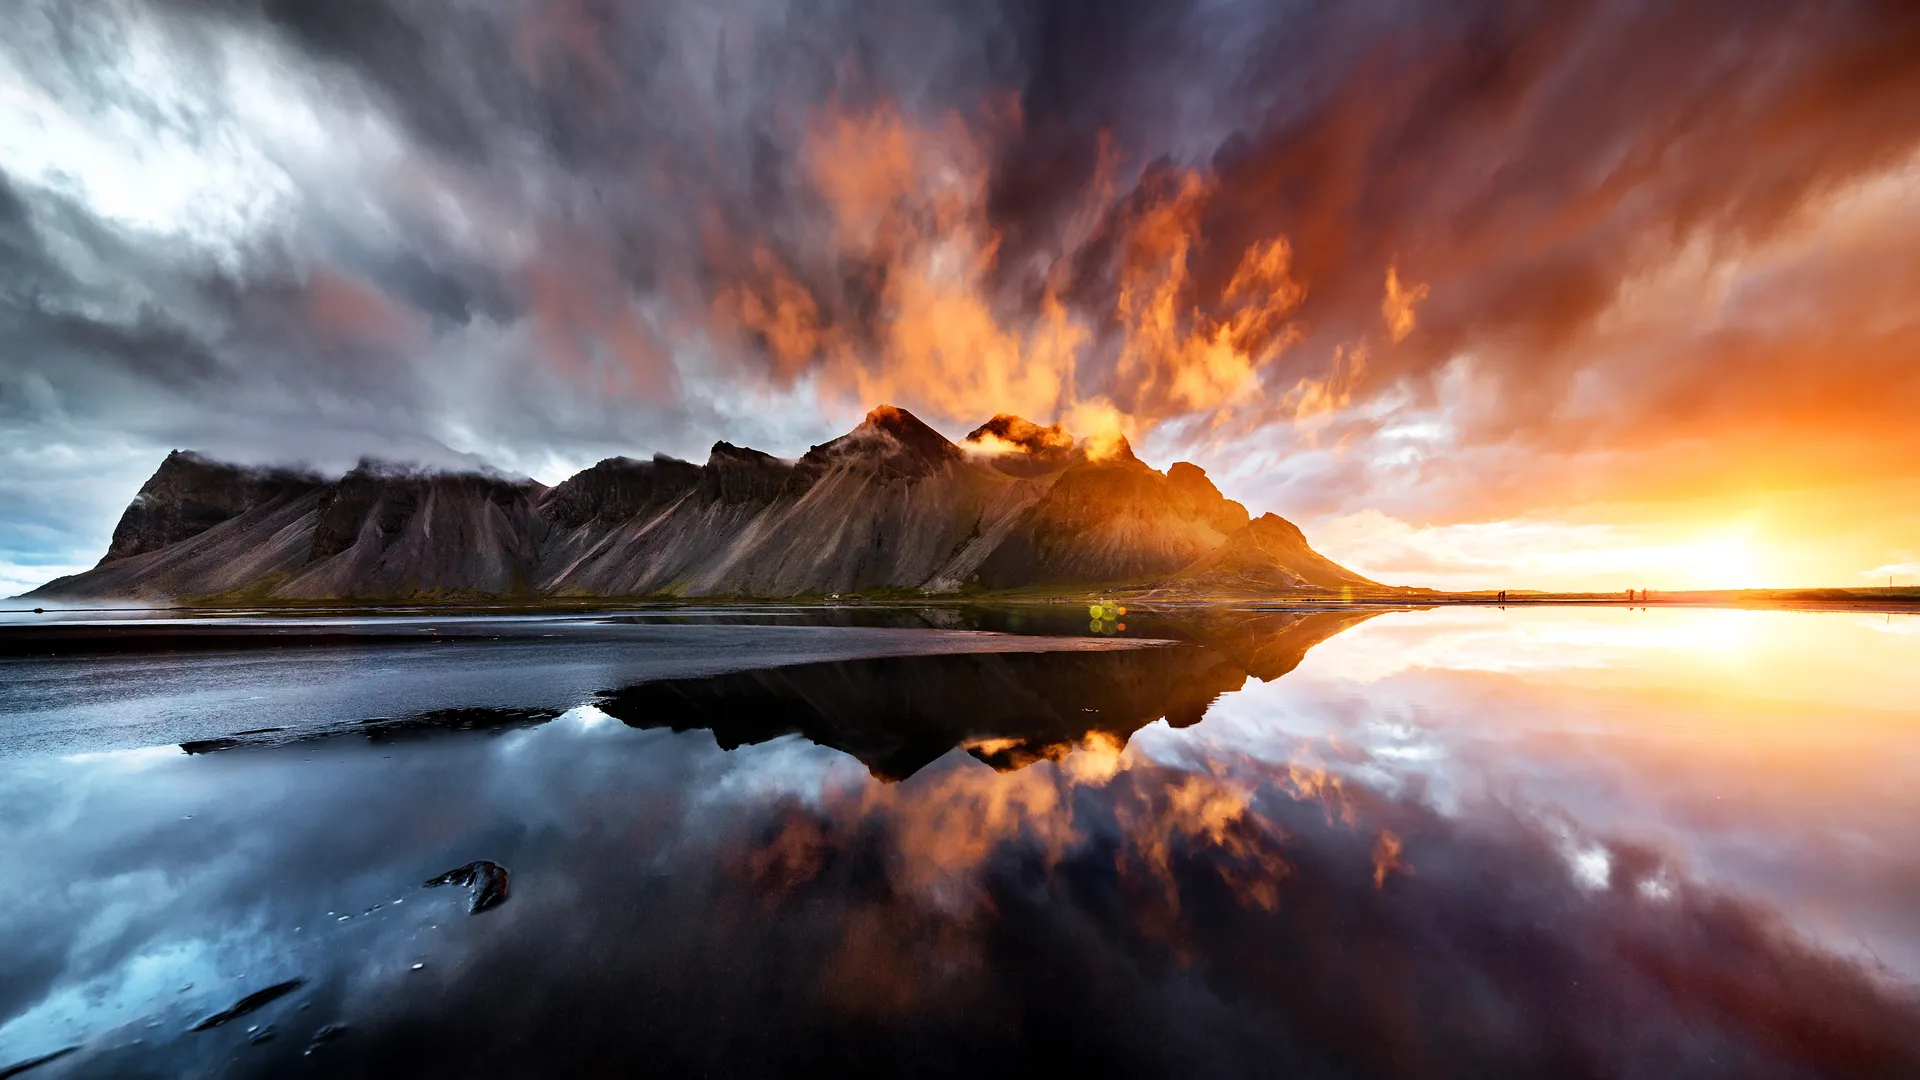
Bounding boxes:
1 605 1917 1078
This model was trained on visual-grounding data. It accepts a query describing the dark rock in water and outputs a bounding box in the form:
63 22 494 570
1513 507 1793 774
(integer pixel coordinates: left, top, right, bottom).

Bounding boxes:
426 860 511 914
304 1022 349 1056
180 737 242 755
358 707 559 743
0 1046 79 1079
189 978 305 1031
180 710 557 756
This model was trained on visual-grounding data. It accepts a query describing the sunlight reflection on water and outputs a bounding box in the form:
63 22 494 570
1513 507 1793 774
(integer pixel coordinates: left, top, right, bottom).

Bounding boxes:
1 606 1916 1077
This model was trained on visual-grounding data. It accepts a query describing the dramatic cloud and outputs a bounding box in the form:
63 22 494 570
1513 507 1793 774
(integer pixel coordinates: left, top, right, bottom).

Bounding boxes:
4 0 1918 589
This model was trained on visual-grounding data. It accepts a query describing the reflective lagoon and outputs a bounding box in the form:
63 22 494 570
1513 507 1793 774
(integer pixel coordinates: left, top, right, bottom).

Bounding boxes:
1 605 1916 1077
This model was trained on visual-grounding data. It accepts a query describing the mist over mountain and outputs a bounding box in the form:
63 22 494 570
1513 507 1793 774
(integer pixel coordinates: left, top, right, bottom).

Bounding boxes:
29 406 1392 602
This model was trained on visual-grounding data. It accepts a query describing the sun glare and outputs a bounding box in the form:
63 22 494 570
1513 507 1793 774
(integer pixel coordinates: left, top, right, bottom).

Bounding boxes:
1669 533 1764 591
1319 514 1791 593
1593 530 1770 592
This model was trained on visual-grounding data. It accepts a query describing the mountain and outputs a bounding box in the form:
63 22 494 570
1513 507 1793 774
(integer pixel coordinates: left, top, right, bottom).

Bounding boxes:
29 405 1391 602
535 406 1045 597
293 463 549 597
1166 513 1380 596
597 644 1248 781
142 608 1365 780
96 451 325 563
973 455 1252 589
963 414 1083 478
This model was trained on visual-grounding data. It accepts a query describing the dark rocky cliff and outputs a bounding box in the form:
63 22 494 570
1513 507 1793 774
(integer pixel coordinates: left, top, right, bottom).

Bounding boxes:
537 455 702 529
972 453 1251 589
284 463 550 598
99 451 323 564
30 405 1387 601
700 443 793 503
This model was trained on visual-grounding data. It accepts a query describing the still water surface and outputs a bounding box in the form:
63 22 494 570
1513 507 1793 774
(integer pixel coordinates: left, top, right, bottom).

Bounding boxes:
0 605 1916 1077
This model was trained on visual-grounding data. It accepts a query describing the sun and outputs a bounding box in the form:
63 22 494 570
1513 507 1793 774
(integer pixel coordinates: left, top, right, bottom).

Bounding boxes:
1669 533 1764 590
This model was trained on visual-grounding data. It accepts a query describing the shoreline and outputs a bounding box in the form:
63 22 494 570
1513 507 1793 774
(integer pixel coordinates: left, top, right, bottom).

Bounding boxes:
5 594 1920 618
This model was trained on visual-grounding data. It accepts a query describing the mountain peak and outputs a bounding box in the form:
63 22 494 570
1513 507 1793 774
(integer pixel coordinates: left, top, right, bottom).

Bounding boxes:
965 415 1075 454
1247 511 1310 547
538 454 701 529
1082 431 1138 465
857 404 955 453
963 414 1139 477
342 457 531 484
100 451 323 565
702 441 793 502
964 415 1079 478
707 441 784 468
797 404 961 479
1168 511 1381 595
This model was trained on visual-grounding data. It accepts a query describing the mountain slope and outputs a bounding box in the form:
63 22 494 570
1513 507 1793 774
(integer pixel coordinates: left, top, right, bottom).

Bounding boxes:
96 451 324 566
42 485 329 601
35 460 553 601
678 405 1039 596
536 407 1048 597
972 455 1250 589
278 464 550 599
1166 512 1382 595
28 405 1385 601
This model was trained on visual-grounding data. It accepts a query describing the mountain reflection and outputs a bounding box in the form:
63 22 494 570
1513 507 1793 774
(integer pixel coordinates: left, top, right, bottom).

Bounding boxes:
593 610 1374 782
171 609 1371 779
593 609 1377 781
3 608 1918 1078
599 639 1257 780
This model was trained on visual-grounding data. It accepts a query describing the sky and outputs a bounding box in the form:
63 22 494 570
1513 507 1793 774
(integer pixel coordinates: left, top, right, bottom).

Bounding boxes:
3 0 1918 596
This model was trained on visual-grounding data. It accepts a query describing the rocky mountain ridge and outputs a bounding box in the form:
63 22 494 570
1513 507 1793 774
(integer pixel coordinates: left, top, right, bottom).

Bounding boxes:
30 405 1395 602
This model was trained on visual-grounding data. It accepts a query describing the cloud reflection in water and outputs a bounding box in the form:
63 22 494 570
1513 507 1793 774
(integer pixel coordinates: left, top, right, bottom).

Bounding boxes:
0 607 1916 1077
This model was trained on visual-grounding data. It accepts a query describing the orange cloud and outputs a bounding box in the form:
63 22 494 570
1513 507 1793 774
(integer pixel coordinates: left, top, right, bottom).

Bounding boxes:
1381 264 1427 344
702 103 1335 444
1372 828 1409 889
525 233 677 403
713 247 834 381
305 268 426 352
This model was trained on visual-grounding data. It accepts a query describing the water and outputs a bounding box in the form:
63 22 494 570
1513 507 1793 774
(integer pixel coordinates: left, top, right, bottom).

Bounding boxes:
0 605 1916 1077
